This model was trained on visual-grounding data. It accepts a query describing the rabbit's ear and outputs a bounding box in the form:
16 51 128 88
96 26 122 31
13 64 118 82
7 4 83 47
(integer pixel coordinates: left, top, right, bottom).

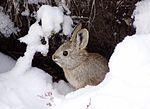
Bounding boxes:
70 23 82 41
76 29 89 50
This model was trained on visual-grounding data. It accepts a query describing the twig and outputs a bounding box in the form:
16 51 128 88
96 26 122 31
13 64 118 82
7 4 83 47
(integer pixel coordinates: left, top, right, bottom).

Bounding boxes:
72 0 80 16
88 0 96 30
86 98 92 109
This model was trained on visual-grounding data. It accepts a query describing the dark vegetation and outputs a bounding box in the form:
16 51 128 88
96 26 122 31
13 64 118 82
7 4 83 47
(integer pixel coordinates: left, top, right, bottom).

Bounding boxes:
0 0 140 82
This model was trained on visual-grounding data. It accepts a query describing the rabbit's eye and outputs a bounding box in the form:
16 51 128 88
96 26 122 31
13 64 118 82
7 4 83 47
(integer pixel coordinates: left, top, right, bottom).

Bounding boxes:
63 51 68 56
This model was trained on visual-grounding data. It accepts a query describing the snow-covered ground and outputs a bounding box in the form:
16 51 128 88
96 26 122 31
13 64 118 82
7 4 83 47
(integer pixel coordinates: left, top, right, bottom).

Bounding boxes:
0 0 150 109
0 52 16 73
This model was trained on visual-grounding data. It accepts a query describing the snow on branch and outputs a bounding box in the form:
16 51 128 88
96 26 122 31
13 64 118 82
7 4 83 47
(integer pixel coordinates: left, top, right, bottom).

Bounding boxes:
12 5 73 74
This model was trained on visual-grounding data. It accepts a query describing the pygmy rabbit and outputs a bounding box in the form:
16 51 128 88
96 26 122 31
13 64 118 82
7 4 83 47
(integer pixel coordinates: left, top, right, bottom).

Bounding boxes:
52 24 109 89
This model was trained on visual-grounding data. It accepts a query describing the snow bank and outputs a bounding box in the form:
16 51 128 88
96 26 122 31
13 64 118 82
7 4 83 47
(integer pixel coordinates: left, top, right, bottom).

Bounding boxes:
0 52 16 73
0 67 52 109
56 33 150 109
109 35 150 87
54 0 150 109
0 4 73 109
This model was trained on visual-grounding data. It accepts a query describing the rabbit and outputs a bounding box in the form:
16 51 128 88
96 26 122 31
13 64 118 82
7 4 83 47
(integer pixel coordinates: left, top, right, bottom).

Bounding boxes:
52 24 109 89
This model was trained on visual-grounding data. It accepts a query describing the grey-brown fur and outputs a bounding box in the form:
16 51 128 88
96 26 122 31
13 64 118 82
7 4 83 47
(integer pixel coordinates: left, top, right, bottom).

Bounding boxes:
52 24 109 89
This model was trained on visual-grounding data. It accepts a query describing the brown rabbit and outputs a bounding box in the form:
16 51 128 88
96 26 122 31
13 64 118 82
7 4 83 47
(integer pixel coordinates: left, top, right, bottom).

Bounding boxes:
52 24 109 89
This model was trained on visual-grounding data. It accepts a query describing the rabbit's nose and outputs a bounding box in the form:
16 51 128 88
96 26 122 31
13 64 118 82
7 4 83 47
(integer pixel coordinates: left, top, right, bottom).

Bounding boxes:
52 55 57 61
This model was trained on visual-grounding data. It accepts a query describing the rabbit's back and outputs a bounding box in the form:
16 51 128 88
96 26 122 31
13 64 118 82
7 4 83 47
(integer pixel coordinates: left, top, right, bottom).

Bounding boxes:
64 53 109 89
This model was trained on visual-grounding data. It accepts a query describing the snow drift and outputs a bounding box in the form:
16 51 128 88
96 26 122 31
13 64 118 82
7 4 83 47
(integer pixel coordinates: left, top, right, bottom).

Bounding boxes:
0 52 16 73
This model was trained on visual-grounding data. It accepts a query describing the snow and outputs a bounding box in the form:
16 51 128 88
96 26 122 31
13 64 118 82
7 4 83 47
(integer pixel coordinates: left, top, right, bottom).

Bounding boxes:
20 5 73 56
19 22 49 56
37 5 73 37
21 9 30 16
37 5 64 37
0 0 150 109
0 52 16 73
62 15 73 36
109 35 150 87
133 0 150 34
0 4 73 109
0 7 18 37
